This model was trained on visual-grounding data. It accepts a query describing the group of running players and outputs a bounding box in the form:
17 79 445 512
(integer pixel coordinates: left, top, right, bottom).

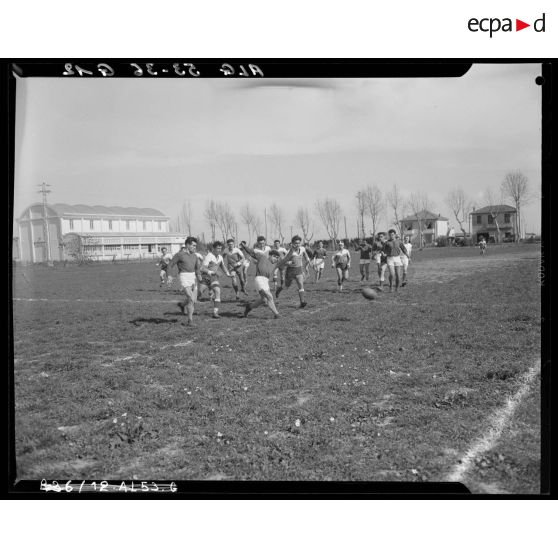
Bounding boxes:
156 230 412 325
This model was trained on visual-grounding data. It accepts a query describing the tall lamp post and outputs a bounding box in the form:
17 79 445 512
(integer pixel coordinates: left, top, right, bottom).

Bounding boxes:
38 182 53 266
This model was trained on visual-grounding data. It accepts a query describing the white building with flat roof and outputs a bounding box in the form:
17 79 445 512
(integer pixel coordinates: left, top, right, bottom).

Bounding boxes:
15 203 185 263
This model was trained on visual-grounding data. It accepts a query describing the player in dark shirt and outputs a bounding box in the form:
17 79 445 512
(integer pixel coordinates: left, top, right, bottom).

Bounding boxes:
354 239 373 282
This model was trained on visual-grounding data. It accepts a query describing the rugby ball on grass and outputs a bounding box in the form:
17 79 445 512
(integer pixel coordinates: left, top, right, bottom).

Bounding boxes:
361 287 379 300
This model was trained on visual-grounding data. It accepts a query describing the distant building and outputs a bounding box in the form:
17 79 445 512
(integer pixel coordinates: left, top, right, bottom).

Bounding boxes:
399 210 449 246
15 203 186 262
470 205 518 242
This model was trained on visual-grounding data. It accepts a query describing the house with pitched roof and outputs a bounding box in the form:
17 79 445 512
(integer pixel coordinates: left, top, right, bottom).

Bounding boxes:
470 205 518 243
399 210 450 246
15 203 185 262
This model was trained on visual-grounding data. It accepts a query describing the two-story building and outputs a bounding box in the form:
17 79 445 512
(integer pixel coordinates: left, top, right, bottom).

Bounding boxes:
15 204 186 263
470 205 518 243
399 210 449 246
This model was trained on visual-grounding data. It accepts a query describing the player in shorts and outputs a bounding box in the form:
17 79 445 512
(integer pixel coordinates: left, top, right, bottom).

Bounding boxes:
275 235 311 308
224 238 247 300
372 232 387 289
240 242 294 318
156 247 173 288
479 236 487 255
271 239 288 293
311 241 327 282
198 241 231 319
400 235 413 287
303 243 315 279
168 237 202 326
383 229 410 293
332 240 351 292
354 239 373 282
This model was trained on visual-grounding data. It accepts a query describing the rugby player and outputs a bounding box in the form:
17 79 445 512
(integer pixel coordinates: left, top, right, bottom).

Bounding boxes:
331 240 351 292
372 232 387 289
354 239 373 282
240 241 294 318
156 247 173 288
198 241 231 319
168 237 202 326
311 241 327 282
224 238 247 300
400 235 413 287
383 229 410 292
275 235 310 308
272 239 288 294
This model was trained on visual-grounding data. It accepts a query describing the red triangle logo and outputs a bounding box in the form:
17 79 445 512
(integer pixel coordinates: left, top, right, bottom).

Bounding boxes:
516 19 530 31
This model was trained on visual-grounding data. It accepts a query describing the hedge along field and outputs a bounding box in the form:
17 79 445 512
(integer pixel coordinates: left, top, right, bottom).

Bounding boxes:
11 243 542 492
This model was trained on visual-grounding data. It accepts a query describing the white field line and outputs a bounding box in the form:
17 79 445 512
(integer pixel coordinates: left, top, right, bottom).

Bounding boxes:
13 297 534 307
446 360 541 483
99 340 194 367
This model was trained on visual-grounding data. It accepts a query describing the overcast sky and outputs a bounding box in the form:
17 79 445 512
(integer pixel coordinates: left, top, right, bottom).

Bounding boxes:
13 63 542 239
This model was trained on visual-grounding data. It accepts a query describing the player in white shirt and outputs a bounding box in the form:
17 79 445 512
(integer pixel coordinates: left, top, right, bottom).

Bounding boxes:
224 238 247 300
400 235 413 287
332 240 351 292
479 236 487 255
156 247 173 288
272 239 288 293
198 241 231 319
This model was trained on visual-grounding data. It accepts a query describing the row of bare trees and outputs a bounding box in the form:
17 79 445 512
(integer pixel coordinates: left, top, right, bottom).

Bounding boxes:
170 170 534 245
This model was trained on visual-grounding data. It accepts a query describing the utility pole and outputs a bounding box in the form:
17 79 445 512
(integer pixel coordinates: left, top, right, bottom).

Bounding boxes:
344 216 348 241
264 208 268 240
38 182 53 266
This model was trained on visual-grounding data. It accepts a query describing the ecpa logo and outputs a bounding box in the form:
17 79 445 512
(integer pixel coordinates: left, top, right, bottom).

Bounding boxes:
468 13 546 37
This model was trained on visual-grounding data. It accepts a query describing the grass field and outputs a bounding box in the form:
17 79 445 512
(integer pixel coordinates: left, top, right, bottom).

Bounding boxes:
11 243 542 493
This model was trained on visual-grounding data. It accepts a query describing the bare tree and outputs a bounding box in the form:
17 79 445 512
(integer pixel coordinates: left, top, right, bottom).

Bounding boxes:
386 183 406 237
240 204 256 243
253 216 264 239
204 199 218 242
315 198 342 245
355 190 366 238
214 202 237 241
269 203 285 242
177 201 192 236
295 207 314 243
408 192 432 248
484 188 505 243
501 170 531 241
364 185 385 239
445 188 473 239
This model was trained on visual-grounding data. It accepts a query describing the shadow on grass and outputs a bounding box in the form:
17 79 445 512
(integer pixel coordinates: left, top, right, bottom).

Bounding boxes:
130 317 179 326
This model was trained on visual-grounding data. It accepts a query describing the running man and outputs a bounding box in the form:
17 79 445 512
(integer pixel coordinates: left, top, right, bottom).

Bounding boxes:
311 241 327 282
275 235 311 308
272 239 288 293
156 247 173 288
198 241 231 319
479 236 487 255
224 238 247 300
372 232 387 289
400 235 413 287
383 229 410 293
168 237 202 326
354 239 373 282
240 241 294 319
331 240 351 292
303 243 315 279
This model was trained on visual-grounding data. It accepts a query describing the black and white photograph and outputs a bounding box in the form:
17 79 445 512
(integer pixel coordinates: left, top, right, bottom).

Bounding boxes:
10 61 544 494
